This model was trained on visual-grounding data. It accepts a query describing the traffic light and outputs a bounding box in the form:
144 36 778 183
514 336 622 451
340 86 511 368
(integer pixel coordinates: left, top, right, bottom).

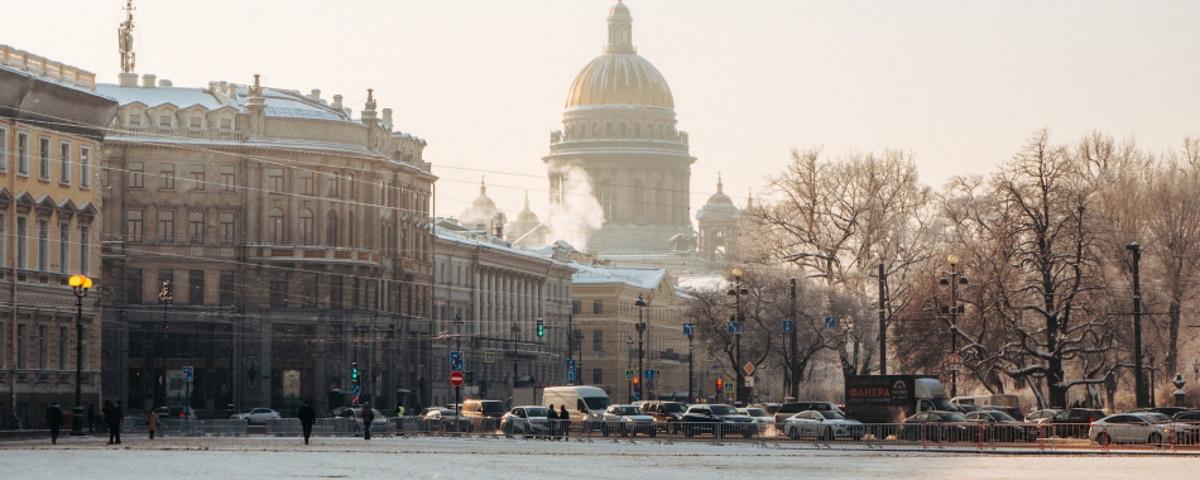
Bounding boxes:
632 376 640 386
351 361 359 383
715 377 724 393
536 318 545 337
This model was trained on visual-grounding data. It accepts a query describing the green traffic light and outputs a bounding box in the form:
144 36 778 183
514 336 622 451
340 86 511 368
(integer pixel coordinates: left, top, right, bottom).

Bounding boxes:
537 319 545 337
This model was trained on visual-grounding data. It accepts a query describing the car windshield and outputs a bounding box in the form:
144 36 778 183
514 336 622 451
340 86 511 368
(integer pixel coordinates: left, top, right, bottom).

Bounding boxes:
615 406 641 415
988 411 1016 421
744 408 767 417
525 407 548 417
660 403 685 413
819 411 846 420
583 397 611 410
710 405 736 415
939 412 968 422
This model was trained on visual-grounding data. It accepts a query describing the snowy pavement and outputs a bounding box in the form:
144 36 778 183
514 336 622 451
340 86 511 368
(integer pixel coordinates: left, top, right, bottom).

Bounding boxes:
2 435 1199 479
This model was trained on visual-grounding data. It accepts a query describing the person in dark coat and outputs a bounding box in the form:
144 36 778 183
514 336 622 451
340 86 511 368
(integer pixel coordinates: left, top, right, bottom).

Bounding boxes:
546 404 559 437
559 405 570 439
46 403 64 445
297 400 317 445
103 401 122 445
360 402 374 440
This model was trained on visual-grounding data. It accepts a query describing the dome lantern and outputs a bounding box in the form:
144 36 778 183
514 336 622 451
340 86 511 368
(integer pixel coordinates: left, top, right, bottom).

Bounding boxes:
605 0 635 54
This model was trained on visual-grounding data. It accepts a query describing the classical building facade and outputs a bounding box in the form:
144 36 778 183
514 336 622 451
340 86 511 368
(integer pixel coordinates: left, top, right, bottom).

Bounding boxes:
544 1 696 254
0 45 115 428
98 72 436 415
432 220 574 406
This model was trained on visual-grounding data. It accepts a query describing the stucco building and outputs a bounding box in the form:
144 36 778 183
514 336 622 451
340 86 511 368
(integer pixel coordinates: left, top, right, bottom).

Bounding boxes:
98 72 436 415
0 45 115 428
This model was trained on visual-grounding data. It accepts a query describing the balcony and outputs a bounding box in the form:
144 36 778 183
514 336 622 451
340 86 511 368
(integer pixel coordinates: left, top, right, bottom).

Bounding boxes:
122 126 245 142
248 244 382 267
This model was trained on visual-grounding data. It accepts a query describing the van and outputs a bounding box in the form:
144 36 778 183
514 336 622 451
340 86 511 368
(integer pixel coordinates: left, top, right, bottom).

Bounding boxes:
461 399 506 430
542 386 612 429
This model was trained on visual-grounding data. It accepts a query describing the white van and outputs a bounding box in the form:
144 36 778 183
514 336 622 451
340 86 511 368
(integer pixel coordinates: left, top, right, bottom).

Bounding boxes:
543 386 612 429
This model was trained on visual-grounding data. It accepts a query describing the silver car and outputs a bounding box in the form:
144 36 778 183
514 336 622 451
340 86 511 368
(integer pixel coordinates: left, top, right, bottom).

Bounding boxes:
782 410 865 441
500 406 551 436
230 407 281 425
602 404 657 437
1089 412 1169 445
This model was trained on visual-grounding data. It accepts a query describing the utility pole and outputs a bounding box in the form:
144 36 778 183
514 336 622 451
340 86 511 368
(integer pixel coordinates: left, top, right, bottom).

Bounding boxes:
789 278 799 400
566 313 574 385
878 263 888 375
1129 243 1147 408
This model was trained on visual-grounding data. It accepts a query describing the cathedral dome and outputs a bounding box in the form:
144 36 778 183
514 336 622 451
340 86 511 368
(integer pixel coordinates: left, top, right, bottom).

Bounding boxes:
696 176 740 223
460 178 506 231
564 1 674 110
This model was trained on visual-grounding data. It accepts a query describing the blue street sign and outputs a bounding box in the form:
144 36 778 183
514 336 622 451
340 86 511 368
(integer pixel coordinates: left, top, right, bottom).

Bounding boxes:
182 366 194 383
350 383 361 395
645 369 655 380
566 368 577 382
449 351 464 372
567 359 576 370
727 321 741 335
625 369 634 381
683 323 695 337
825 316 838 329
783 319 795 333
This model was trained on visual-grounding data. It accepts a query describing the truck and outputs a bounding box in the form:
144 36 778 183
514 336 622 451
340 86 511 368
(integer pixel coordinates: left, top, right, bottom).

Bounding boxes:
845 375 956 423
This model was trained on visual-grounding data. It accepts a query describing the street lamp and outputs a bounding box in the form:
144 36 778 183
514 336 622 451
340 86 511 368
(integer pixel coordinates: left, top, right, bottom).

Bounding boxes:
634 294 648 402
727 267 749 405
156 280 174 408
68 274 93 436
939 255 968 398
1127 242 1148 408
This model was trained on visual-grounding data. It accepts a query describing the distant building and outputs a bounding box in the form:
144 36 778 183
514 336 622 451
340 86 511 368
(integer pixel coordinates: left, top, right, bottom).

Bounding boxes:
98 72 436 415
0 44 116 428
504 192 547 247
458 179 506 237
696 176 743 263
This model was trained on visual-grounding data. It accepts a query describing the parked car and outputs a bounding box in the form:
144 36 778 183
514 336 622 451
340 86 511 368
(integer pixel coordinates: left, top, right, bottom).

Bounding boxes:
601 404 656 437
420 407 466 431
1166 410 1200 445
964 410 1036 442
781 410 865 441
333 406 388 431
900 411 972 442
1050 408 1106 438
752 403 782 415
642 401 688 433
230 408 282 425
679 404 756 439
1024 409 1062 423
951 394 1022 419
542 386 612 431
461 399 507 431
155 406 197 421
1089 412 1170 445
773 401 843 424
500 406 551 436
1133 407 1190 418
738 407 775 432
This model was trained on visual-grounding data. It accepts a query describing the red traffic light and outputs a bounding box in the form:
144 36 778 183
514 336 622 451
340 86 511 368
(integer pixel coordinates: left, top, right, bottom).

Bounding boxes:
715 378 724 392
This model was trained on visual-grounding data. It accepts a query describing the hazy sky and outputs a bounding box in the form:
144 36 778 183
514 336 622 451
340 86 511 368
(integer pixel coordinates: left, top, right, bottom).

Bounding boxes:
6 0 1198 220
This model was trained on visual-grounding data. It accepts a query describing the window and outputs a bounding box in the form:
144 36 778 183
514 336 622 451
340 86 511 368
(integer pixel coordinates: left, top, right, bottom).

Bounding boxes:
188 211 205 243
219 271 235 306
269 275 288 308
188 270 204 305
127 111 142 126
219 117 233 130
592 329 603 352
0 213 5 267
299 172 314 195
592 368 603 385
0 126 7 171
268 208 285 243
160 163 175 190
80 147 91 187
126 268 143 304
16 324 27 368
157 210 175 243
572 300 581 314
188 116 202 129
58 222 69 274
326 210 339 246
219 212 235 244
37 325 47 369
330 275 344 309
190 165 205 191
268 168 284 193
219 166 235 191
78 226 89 275
59 142 71 184
327 174 340 197
37 219 48 271
592 300 603 314
128 161 144 188
39 137 50 179
17 132 28 175
16 216 27 269
158 114 172 128
299 209 314 245
127 209 144 242
58 326 67 370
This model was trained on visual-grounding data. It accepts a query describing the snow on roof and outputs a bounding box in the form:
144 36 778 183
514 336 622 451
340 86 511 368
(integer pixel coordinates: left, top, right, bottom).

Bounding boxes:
675 274 728 293
96 84 227 110
261 88 349 121
96 84 352 123
571 263 666 290
435 226 575 270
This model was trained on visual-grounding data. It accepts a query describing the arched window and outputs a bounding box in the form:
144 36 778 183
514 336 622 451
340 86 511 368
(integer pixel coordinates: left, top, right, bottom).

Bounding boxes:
299 209 314 245
326 210 339 246
269 208 285 244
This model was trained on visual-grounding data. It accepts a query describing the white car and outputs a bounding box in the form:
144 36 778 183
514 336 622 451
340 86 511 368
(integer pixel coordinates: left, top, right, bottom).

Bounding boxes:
738 407 775 433
500 406 551 436
782 409 865 441
230 408 281 425
1088 412 1170 445
601 404 657 437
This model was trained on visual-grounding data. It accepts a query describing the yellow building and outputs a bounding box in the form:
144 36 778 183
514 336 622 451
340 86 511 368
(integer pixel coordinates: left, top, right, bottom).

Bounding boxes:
0 45 116 428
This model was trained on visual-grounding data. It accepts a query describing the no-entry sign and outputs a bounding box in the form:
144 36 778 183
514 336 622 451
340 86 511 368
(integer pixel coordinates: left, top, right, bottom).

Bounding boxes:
449 370 465 387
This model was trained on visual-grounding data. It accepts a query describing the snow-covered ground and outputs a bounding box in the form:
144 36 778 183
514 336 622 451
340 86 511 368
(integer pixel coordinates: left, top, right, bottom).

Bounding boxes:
2 436 1198 479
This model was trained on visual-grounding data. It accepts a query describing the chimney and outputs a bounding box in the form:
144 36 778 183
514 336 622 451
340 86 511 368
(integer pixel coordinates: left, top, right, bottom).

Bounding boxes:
141 73 156 88
310 89 321 101
382 108 393 127
118 72 138 87
158 79 173 87
331 94 343 110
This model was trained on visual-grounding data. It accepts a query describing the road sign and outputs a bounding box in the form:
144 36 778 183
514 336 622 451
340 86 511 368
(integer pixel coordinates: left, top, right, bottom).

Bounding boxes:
723 383 733 394
625 369 634 381
567 359 576 371
567 368 577 382
645 369 655 380
743 361 756 377
783 319 795 332
448 370 465 387
683 323 695 337
449 351 464 372
350 383 361 396
182 366 194 383
727 321 741 335
484 351 495 364
746 376 755 388
825 316 838 329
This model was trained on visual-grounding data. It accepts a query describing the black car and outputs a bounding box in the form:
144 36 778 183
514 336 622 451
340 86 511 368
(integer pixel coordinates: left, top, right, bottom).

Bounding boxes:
964 410 1037 442
901 411 972 442
643 401 688 433
679 404 756 439
1050 408 1105 438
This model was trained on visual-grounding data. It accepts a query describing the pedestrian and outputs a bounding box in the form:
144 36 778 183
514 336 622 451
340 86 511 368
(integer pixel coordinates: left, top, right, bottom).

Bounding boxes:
146 409 159 440
559 405 569 439
360 402 374 440
297 400 316 446
547 404 559 437
395 404 406 418
104 401 123 445
46 403 64 445
87 404 96 434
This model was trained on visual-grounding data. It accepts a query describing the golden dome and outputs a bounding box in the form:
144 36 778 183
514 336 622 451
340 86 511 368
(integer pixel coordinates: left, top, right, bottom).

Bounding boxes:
565 1 674 109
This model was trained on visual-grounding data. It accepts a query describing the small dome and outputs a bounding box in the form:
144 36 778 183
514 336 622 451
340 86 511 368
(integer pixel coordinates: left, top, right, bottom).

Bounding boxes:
460 177 506 230
609 0 631 18
696 175 741 222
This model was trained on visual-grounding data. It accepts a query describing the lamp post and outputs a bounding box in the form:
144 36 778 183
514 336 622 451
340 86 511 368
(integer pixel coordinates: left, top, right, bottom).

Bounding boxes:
157 280 173 408
68 274 93 436
635 294 647 402
684 321 694 403
727 267 749 405
1127 243 1148 408
939 255 967 398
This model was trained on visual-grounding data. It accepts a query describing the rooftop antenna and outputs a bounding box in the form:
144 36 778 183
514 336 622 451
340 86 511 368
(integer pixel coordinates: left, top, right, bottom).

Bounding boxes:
118 0 136 73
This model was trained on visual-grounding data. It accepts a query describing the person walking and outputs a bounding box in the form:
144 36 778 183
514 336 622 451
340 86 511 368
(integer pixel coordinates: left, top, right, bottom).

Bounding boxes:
360 402 374 440
146 409 159 440
297 400 316 445
46 403 64 445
